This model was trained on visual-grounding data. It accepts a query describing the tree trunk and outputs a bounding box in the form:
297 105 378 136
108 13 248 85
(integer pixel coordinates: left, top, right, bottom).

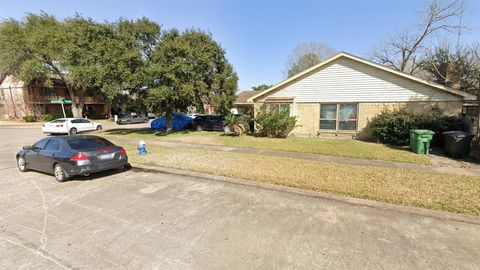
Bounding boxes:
71 94 85 118
66 86 85 118
165 112 173 133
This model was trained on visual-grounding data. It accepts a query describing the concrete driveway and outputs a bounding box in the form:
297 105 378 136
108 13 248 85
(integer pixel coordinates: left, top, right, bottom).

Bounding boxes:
1 128 479 269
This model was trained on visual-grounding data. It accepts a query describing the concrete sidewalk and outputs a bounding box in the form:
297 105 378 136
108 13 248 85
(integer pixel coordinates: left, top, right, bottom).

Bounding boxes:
0 120 44 128
106 135 480 177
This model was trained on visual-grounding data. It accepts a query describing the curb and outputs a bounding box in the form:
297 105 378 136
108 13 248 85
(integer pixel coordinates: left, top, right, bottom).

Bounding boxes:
131 162 480 225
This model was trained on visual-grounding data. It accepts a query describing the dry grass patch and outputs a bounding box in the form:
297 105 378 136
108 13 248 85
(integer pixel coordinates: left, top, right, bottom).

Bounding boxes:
122 143 480 216
104 129 429 165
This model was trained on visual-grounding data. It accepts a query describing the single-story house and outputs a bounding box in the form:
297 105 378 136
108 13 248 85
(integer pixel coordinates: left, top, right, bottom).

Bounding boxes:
248 52 476 138
232 90 257 115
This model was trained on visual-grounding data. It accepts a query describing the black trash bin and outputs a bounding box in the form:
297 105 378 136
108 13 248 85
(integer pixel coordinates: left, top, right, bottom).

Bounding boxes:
443 131 475 158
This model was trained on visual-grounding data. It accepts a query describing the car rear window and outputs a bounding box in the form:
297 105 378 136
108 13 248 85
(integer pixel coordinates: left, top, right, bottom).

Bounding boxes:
66 137 114 150
51 119 66 123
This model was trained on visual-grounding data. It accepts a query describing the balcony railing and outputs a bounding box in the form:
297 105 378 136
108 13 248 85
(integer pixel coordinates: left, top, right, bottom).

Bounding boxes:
29 95 105 104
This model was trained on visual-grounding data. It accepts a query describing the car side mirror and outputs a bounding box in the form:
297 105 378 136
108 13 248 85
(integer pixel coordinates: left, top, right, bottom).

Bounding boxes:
22 145 33 151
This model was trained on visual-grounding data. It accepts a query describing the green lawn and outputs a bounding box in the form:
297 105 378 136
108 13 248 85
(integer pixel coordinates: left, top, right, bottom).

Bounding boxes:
121 143 480 216
104 129 429 164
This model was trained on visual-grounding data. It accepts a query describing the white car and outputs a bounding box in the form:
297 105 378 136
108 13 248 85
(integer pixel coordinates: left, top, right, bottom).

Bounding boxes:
42 118 102 135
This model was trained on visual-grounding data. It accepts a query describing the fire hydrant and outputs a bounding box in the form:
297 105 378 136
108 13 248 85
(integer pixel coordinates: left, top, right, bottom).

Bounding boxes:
137 140 147 155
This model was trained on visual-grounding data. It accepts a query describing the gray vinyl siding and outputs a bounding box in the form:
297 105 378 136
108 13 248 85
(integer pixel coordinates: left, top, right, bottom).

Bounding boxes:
270 58 462 102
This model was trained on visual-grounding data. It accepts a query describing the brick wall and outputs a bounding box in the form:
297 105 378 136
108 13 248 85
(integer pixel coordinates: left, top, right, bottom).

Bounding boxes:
357 101 463 138
286 101 463 138
293 103 319 135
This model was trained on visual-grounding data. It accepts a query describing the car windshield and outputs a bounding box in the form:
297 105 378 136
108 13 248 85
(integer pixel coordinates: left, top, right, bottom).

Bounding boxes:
51 119 66 123
66 137 114 150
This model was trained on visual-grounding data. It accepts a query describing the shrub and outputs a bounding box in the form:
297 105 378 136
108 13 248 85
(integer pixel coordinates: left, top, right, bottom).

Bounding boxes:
370 108 465 146
52 113 64 119
225 114 250 136
254 105 297 138
416 109 465 146
41 113 67 121
370 109 416 145
39 114 55 122
87 112 108 119
22 115 36 122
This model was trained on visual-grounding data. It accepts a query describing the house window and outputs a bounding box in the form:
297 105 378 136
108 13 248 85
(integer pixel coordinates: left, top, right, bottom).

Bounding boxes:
339 104 357 130
320 103 358 131
268 103 289 113
276 103 289 112
320 104 337 130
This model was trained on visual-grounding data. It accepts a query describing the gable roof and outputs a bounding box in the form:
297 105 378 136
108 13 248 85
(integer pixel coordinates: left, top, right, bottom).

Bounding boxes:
234 90 257 105
248 52 476 102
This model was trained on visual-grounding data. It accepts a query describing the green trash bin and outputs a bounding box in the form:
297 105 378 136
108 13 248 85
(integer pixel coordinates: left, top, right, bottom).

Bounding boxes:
410 129 435 154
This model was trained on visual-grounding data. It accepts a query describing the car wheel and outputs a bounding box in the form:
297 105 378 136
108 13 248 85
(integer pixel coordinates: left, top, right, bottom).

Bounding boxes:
69 128 77 135
96 125 102 131
54 164 69 182
17 157 28 172
118 163 132 172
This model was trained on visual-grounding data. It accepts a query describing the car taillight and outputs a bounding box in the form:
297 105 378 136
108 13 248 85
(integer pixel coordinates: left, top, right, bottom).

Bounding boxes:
120 148 127 156
70 152 89 161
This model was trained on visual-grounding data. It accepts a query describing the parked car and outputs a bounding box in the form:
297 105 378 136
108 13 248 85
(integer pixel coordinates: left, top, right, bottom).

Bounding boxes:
147 112 156 119
151 114 193 131
191 114 226 131
116 114 149 125
42 118 102 135
16 135 129 182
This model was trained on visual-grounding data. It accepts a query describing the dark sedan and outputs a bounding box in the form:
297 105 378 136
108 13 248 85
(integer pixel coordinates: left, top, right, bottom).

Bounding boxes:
191 115 226 131
16 135 129 182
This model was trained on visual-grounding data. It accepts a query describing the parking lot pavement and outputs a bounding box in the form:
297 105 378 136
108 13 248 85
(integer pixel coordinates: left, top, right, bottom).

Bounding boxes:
1 127 480 269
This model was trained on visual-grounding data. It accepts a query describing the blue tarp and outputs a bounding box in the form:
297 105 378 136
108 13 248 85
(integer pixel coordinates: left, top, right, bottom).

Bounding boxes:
150 114 193 131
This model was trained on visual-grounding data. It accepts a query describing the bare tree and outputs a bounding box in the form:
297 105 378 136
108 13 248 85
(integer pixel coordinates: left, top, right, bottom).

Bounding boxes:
371 0 465 74
285 41 336 78
470 42 480 139
420 43 479 93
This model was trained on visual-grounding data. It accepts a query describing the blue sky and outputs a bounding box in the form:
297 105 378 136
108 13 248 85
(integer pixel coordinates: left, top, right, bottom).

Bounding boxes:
0 0 478 90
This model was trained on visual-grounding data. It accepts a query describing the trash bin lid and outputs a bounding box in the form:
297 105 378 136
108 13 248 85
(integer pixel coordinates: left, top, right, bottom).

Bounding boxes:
411 129 435 135
443 131 474 138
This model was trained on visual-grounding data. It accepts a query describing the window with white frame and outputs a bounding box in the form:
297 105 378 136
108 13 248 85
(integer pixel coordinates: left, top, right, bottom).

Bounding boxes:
276 103 289 112
319 103 357 131
269 103 289 113
319 104 337 130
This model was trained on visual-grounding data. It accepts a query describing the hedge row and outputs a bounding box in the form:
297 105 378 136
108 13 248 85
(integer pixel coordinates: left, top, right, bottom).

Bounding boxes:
370 108 465 146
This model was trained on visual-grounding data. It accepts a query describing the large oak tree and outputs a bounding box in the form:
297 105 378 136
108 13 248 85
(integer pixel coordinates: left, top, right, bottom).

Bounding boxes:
146 29 238 131
0 13 158 117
